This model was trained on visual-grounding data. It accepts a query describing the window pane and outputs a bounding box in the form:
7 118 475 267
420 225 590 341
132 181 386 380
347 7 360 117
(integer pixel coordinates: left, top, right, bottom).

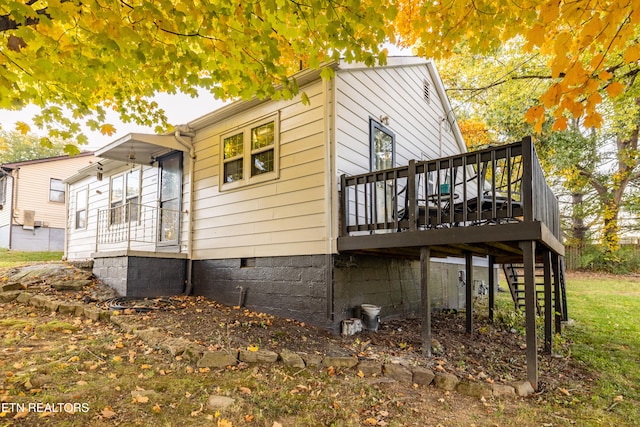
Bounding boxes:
373 128 394 171
161 156 180 201
251 122 274 150
50 178 65 191
126 169 139 198
0 177 7 203
252 150 274 176
111 175 124 203
224 159 243 182
76 210 87 229
160 200 179 242
224 133 244 159
76 189 87 210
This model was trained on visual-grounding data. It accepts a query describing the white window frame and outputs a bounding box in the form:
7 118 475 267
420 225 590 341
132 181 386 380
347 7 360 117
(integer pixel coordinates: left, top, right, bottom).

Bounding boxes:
109 168 141 225
219 113 280 190
49 178 65 203
75 187 88 230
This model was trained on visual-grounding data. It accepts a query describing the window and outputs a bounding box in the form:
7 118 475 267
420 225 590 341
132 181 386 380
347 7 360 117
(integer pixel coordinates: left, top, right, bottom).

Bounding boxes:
0 176 6 204
221 115 279 188
370 119 395 171
109 169 140 225
49 178 65 203
75 188 88 229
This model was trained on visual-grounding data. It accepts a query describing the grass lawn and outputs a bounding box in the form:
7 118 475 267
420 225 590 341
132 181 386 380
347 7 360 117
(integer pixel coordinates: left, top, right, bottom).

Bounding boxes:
562 272 640 423
0 250 63 269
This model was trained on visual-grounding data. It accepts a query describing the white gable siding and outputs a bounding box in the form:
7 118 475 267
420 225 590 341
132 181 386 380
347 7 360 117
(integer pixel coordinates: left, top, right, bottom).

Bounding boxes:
191 80 328 259
335 63 462 177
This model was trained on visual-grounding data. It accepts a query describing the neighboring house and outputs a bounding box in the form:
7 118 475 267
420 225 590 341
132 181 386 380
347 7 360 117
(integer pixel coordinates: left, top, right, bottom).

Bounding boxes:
0 153 96 251
64 58 565 390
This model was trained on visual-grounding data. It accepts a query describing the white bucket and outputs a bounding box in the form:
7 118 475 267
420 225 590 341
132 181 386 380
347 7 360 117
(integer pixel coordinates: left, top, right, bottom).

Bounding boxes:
360 304 381 331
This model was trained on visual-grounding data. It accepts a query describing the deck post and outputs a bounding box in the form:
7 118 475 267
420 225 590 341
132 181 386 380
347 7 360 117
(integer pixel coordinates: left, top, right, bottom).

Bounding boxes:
420 246 432 357
543 249 553 354
488 255 495 323
465 252 473 335
521 240 538 390
551 253 563 334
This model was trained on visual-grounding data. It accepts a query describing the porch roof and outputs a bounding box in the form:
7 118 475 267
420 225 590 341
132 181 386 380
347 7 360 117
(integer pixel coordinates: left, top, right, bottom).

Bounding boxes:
96 133 187 166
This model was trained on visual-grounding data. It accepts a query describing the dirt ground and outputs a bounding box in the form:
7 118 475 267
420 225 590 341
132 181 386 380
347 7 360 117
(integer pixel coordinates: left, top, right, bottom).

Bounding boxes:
12 263 594 388
0 262 599 426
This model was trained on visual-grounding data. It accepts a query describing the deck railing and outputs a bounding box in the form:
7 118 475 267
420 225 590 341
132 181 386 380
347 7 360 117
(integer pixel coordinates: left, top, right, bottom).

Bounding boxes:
340 136 561 241
96 202 179 252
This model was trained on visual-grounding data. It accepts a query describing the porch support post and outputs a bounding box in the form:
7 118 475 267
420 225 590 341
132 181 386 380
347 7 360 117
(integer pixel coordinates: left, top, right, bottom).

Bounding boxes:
520 240 538 390
552 253 563 334
465 251 473 335
488 255 495 323
543 249 553 354
420 246 432 357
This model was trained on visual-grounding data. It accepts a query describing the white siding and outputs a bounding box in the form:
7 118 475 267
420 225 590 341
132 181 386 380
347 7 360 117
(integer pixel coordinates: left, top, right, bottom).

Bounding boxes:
191 80 328 259
335 63 463 177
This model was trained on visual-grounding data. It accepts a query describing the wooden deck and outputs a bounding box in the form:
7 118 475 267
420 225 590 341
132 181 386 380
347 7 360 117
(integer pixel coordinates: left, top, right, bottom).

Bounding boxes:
337 137 565 390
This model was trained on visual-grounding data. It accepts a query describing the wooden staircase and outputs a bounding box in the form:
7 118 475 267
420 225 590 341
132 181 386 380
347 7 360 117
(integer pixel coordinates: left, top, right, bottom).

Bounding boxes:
502 258 568 320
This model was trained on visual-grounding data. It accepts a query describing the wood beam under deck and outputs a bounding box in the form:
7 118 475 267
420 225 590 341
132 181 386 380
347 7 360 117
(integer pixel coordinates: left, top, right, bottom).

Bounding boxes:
338 221 564 262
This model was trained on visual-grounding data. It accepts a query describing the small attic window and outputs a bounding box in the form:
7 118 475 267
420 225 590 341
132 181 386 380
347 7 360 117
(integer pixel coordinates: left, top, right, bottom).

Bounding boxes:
423 80 431 104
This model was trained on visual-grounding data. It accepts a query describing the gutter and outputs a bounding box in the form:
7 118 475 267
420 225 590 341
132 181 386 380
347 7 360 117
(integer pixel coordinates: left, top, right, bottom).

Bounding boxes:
173 126 196 295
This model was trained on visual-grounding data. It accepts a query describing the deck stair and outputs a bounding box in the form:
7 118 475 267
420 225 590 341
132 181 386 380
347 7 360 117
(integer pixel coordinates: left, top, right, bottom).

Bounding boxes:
502 259 567 319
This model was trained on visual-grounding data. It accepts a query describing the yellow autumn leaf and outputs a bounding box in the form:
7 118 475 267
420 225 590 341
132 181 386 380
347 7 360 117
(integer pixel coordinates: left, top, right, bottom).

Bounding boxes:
100 123 117 136
538 0 559 23
152 403 162 413
15 121 31 135
623 44 640 63
247 344 259 352
552 116 568 131
606 81 625 98
101 406 116 419
218 419 233 427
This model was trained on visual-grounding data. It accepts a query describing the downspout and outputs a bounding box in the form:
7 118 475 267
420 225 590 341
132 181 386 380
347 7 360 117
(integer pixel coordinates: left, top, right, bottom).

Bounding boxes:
173 126 196 295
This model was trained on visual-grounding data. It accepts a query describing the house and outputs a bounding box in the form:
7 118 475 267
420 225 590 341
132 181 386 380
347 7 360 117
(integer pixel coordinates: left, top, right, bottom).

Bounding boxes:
0 153 96 251
64 58 565 389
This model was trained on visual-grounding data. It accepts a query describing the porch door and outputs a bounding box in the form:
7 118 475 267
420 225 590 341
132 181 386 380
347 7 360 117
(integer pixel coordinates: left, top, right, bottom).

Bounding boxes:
157 152 182 246
370 119 396 225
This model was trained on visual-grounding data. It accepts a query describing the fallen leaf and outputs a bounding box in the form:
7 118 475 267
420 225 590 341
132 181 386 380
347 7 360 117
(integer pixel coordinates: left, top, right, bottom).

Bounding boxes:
13 410 28 419
247 344 259 352
152 403 162 413
363 417 378 425
239 386 252 395
133 395 149 404
101 407 116 419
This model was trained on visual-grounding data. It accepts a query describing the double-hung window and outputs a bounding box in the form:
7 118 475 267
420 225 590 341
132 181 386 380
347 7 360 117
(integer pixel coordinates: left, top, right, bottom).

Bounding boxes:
49 178 65 203
221 114 279 189
109 169 140 225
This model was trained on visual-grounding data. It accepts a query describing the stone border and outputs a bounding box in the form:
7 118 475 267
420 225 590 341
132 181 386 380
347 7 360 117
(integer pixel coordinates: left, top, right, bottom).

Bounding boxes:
1 290 535 399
